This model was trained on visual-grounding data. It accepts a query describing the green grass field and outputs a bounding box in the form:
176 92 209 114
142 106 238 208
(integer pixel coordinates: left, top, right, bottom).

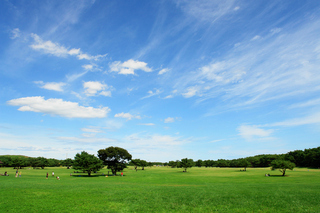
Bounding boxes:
1 166 319 212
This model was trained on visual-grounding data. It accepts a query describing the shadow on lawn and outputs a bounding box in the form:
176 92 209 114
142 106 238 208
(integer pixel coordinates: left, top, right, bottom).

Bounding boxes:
267 175 290 177
71 174 103 178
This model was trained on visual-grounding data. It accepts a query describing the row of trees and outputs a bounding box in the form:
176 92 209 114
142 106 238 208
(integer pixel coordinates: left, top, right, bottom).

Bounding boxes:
1 146 319 175
0 156 73 169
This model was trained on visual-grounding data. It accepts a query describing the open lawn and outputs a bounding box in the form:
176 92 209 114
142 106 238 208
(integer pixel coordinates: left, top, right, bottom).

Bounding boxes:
0 166 319 212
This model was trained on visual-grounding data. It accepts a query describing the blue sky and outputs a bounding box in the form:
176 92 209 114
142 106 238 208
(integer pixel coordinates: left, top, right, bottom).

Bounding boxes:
1 0 320 162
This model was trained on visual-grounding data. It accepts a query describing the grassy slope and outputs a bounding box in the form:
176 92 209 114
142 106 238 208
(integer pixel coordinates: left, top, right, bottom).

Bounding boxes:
0 166 319 212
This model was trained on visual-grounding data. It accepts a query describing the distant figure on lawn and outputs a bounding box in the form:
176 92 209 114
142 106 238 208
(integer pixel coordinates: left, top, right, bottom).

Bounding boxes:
19 171 21 177
56 176 60 180
15 169 18 178
46 172 48 179
121 172 123 177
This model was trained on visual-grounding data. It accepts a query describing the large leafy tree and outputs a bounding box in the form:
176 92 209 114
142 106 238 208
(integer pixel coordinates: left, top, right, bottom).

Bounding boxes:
131 159 141 171
97 147 132 175
270 160 295 176
73 151 104 176
178 158 194 172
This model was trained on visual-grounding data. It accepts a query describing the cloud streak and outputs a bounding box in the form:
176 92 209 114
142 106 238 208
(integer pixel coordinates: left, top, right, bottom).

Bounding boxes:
7 96 110 118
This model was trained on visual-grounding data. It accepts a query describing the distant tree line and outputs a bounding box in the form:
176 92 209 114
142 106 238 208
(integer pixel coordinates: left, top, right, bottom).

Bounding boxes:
0 155 73 169
1 146 319 171
167 146 320 169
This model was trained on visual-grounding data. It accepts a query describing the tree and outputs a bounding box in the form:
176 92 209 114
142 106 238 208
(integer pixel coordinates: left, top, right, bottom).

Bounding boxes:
178 158 194 172
238 159 250 171
195 159 203 167
270 160 295 176
140 160 148 170
73 151 104 176
62 158 74 169
131 159 141 171
97 147 132 175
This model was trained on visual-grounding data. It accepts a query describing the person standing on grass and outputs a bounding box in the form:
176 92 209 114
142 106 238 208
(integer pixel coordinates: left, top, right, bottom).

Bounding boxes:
15 169 18 178
19 171 21 177
121 172 123 177
46 172 48 179
52 171 54 177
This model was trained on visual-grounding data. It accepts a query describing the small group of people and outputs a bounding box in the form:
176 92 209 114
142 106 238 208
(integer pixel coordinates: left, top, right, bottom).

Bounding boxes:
46 171 59 180
265 173 271 176
15 169 21 178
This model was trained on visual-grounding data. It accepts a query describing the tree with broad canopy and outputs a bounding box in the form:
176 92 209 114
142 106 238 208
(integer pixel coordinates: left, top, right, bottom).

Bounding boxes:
178 158 194 172
72 151 104 176
270 160 295 176
98 147 132 175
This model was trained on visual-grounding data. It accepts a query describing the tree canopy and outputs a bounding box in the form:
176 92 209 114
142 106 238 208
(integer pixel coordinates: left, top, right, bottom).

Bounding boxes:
178 158 194 172
270 160 295 176
73 151 104 176
97 147 132 175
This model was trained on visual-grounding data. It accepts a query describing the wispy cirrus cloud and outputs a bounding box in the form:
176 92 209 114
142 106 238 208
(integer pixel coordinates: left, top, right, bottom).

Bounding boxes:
141 89 162 100
30 33 107 61
7 96 110 118
174 15 320 111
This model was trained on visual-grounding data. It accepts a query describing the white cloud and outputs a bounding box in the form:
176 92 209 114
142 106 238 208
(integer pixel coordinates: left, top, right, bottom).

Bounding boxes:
110 59 152 75
158 68 170 75
82 64 93 70
7 96 110 118
99 91 112 97
68 48 80 55
114 112 141 120
83 81 112 97
10 28 21 39
233 6 240 11
34 81 66 92
141 89 162 100
30 33 106 60
251 35 261 41
164 117 175 123
30 34 69 57
238 125 273 141
182 87 198 98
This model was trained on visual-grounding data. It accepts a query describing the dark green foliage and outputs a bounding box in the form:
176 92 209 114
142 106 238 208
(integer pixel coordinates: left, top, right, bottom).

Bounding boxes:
178 158 194 172
97 147 132 175
62 158 74 169
73 151 104 176
238 159 251 171
195 159 203 167
168 160 180 168
203 160 215 167
270 160 295 176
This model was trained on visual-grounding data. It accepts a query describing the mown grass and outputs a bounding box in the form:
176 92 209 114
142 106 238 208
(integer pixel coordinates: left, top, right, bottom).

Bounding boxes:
0 166 319 212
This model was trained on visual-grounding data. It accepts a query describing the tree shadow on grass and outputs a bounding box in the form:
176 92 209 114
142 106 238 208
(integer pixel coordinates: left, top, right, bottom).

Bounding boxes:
71 174 102 178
